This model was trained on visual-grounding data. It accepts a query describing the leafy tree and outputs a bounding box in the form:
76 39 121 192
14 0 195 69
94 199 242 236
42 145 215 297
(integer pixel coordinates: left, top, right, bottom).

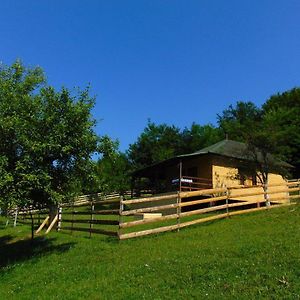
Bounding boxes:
218 101 290 206
128 120 223 170
93 136 131 195
127 121 182 169
180 123 223 154
218 101 262 141
0 61 99 233
263 88 300 177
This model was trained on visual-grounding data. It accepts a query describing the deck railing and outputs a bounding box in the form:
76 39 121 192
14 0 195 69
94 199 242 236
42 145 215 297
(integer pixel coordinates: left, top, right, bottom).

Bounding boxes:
180 175 213 191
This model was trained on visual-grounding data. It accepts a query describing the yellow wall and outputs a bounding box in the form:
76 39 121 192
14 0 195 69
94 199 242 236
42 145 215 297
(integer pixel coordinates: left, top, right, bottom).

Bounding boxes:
212 165 240 188
212 163 289 203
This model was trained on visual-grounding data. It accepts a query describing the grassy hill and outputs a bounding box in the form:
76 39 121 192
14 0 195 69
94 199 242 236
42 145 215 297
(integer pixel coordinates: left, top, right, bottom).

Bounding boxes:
0 205 300 299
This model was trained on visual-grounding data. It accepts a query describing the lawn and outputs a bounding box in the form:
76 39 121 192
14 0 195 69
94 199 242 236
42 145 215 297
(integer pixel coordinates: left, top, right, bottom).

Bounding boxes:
0 204 300 299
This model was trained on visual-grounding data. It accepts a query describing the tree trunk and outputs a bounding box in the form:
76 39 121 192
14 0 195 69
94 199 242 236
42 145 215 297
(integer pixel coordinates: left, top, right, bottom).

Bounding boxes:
263 184 270 207
49 205 58 224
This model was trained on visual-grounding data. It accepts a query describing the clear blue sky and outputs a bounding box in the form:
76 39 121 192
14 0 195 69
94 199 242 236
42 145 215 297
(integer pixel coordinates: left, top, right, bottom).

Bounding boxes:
1 1 300 151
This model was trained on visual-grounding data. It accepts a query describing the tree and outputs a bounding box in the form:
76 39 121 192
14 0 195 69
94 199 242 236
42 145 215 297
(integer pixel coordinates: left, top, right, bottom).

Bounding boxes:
127 121 182 169
180 123 223 154
0 61 99 236
263 88 300 177
127 120 223 171
217 101 263 142
92 136 131 195
218 101 290 206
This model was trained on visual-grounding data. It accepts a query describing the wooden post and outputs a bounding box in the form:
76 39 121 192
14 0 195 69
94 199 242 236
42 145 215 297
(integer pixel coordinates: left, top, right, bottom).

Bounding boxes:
176 191 181 232
71 203 74 234
45 215 58 234
13 208 18 227
38 209 41 227
36 215 50 234
30 210 34 241
298 179 300 203
179 160 182 192
226 187 229 217
118 195 124 239
131 177 135 199
57 206 62 231
89 201 94 238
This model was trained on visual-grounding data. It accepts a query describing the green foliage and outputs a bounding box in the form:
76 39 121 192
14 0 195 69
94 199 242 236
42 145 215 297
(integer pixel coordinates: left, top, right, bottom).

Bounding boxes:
0 61 99 211
1 205 300 298
218 101 291 184
89 136 131 194
128 121 182 169
127 120 222 170
263 88 300 177
181 123 223 154
218 101 262 142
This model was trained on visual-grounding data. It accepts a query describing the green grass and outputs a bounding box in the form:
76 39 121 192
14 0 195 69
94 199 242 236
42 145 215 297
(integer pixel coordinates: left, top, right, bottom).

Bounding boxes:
1 205 300 299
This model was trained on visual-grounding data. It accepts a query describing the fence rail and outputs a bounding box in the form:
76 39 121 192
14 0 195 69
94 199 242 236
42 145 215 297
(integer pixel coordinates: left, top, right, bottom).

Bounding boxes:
12 179 300 239
118 180 300 240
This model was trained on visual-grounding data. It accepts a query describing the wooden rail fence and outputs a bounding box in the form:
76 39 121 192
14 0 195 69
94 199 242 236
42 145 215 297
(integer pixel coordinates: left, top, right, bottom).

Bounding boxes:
13 180 300 240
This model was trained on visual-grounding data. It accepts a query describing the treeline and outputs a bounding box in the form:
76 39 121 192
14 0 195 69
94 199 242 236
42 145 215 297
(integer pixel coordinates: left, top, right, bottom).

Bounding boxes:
0 61 299 213
97 89 300 193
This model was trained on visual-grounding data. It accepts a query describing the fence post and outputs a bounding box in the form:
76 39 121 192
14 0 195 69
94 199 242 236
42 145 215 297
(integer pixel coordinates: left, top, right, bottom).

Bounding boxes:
226 187 229 217
287 181 291 204
177 191 181 231
89 201 94 238
298 179 300 203
57 206 62 231
38 208 41 227
71 203 74 234
13 208 18 227
118 195 124 239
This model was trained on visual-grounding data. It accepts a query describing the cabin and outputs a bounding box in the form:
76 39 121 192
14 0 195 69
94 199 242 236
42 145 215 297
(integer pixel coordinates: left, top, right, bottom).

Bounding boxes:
131 139 293 204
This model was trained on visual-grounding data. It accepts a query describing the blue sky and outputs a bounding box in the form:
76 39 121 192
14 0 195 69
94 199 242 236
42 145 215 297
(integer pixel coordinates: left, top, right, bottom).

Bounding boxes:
1 1 300 151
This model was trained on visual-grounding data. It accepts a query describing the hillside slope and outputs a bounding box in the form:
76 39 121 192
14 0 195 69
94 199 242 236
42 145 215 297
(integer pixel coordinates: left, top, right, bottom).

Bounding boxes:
0 205 300 299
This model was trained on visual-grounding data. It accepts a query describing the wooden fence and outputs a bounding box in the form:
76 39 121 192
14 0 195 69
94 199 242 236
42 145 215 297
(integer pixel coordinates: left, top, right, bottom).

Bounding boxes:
16 207 49 227
13 180 300 240
58 195 121 237
118 180 300 240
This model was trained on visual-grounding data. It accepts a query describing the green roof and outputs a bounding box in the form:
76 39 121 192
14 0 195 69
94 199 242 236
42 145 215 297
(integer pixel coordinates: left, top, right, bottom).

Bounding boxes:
179 139 293 168
133 139 293 177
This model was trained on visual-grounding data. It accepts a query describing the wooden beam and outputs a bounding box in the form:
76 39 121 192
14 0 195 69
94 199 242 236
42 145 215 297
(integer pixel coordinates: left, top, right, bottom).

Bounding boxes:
61 226 118 237
120 213 178 229
119 223 180 240
180 187 227 199
179 213 229 229
121 203 178 216
35 215 50 234
180 195 227 207
45 215 58 234
62 219 119 225
180 204 228 218
121 193 177 205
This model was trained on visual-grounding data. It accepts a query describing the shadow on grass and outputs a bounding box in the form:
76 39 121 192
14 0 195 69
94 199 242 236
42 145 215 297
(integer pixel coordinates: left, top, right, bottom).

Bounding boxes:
0 235 76 270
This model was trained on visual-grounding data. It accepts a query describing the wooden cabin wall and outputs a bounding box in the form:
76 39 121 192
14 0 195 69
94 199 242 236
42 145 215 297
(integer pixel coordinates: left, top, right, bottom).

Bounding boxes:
160 156 212 191
212 156 289 203
181 156 212 180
